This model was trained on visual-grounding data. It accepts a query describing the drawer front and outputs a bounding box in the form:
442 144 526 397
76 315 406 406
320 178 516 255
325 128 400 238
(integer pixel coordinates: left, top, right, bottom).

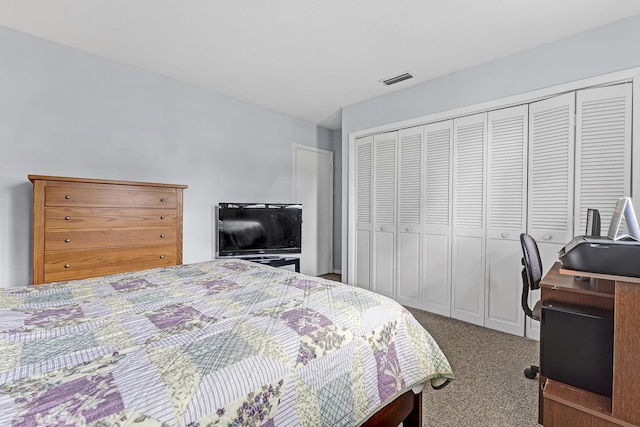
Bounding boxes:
45 183 177 208
43 245 177 283
45 228 176 251
45 208 177 229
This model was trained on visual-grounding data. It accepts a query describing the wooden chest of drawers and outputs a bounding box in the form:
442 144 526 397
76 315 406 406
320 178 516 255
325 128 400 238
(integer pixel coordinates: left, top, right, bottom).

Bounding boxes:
29 175 188 284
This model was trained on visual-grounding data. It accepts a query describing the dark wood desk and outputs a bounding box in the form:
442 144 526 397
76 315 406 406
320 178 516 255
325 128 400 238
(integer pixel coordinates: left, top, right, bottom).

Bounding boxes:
539 263 640 426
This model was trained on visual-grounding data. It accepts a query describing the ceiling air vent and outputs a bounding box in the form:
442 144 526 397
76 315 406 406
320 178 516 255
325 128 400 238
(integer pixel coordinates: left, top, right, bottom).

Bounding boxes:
380 71 414 86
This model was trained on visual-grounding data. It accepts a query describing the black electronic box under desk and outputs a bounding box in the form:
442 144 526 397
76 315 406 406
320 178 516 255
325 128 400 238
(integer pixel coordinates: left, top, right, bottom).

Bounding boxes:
541 302 614 397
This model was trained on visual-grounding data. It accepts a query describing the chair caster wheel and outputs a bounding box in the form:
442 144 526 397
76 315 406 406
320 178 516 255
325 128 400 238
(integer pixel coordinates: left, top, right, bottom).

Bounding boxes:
524 366 538 379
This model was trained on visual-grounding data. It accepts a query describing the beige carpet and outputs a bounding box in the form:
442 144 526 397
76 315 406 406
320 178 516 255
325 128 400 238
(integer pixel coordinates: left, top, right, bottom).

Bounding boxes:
407 307 540 427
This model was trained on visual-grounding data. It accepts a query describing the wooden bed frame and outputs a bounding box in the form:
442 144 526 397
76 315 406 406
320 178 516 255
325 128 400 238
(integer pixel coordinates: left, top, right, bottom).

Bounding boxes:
362 390 422 427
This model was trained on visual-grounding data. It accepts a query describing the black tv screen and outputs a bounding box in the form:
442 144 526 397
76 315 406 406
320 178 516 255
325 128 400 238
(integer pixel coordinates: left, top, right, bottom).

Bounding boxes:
217 203 302 256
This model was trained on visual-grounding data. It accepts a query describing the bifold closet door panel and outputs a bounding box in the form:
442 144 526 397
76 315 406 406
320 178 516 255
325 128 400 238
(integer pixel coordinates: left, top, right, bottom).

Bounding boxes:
396 126 424 309
485 105 528 336
372 131 398 299
527 92 575 340
423 120 453 316
451 113 487 326
574 84 632 236
528 92 575 250
355 136 374 289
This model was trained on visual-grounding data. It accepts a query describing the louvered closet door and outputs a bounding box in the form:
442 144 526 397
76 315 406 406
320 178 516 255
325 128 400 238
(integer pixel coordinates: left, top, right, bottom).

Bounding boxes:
528 93 575 270
451 113 487 326
485 105 528 336
355 135 373 289
396 126 423 308
372 131 398 299
423 120 453 316
527 93 575 340
574 84 632 236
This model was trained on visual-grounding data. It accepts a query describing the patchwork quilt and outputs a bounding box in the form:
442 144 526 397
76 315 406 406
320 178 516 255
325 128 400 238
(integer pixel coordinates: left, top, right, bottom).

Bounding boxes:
0 259 454 426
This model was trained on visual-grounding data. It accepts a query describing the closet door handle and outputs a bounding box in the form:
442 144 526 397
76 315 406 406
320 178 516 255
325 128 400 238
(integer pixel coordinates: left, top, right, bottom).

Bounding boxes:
543 234 552 241
405 226 414 232
501 232 510 239
380 226 386 231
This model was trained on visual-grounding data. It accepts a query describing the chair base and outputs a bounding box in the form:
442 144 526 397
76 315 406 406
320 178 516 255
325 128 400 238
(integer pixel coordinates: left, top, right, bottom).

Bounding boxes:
524 365 539 379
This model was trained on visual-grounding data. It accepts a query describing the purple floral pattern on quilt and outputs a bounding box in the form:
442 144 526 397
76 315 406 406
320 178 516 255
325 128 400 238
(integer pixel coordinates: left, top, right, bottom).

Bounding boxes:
201 278 240 294
296 340 317 366
222 261 252 271
148 304 205 329
210 379 284 427
374 342 405 402
281 308 332 335
296 325 353 367
283 277 331 292
13 373 124 427
111 278 152 291
24 305 84 327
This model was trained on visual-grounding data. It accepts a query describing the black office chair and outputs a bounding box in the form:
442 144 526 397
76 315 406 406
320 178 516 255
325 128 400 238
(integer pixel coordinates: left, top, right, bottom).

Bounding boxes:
520 233 543 379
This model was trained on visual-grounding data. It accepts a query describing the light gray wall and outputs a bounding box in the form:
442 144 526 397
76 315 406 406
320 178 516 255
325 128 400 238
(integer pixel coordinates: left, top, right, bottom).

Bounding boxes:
0 25 334 287
341 13 640 276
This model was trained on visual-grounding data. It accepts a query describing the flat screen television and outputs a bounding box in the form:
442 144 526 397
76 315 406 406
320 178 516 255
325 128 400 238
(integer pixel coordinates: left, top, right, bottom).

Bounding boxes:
217 203 302 257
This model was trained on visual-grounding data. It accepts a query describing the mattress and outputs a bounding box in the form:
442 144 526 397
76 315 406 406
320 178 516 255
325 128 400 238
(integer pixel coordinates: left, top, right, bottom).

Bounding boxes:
0 259 453 426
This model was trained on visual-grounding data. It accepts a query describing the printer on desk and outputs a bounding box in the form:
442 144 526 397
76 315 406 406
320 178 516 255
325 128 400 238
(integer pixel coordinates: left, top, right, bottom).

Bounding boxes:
559 197 640 277
559 235 640 277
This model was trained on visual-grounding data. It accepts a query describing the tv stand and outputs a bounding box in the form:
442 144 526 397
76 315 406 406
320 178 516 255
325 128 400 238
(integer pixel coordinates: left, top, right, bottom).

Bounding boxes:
243 256 300 273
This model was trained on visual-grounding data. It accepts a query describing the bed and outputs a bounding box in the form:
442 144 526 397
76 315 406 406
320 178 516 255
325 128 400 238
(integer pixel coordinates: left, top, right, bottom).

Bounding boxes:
0 259 453 426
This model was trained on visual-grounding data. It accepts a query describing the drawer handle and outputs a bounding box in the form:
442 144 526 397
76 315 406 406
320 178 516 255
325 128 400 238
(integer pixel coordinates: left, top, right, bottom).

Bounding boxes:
160 216 165 220
159 255 165 259
64 264 70 269
160 198 166 202
160 234 165 238
65 238 71 243
65 216 71 221
65 195 71 200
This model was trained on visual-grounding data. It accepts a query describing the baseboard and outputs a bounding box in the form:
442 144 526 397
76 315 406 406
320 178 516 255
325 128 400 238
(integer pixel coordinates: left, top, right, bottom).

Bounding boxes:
332 269 342 275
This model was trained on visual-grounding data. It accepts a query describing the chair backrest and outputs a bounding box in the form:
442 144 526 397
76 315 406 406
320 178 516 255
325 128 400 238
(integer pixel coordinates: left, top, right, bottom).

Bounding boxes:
520 233 543 319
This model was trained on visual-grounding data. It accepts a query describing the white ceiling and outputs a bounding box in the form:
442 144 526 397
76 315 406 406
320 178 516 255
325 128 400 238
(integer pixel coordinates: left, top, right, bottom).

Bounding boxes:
2 1 640 130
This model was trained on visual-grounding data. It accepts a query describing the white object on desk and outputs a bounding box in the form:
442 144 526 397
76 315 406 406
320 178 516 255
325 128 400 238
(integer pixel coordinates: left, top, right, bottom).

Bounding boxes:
607 196 640 241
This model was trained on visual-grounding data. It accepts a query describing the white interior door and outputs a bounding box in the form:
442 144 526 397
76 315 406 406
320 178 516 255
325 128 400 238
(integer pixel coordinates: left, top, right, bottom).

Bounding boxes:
294 145 333 276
